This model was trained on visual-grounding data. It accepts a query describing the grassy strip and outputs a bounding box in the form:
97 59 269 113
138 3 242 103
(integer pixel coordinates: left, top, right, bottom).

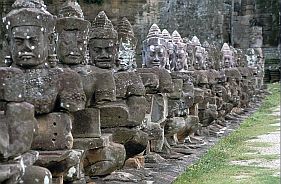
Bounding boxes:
174 83 280 184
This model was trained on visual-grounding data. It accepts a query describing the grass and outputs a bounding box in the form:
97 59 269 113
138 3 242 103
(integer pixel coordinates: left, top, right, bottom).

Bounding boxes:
174 83 280 184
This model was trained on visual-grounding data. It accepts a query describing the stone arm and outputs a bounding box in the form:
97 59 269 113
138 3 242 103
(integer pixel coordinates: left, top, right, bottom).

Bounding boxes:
0 67 23 104
58 69 86 112
137 68 174 94
95 71 117 104
127 72 146 96
0 102 35 160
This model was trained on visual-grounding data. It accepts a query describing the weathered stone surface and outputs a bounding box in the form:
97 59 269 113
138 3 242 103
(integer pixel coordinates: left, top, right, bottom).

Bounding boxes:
84 142 126 176
98 101 129 128
177 115 200 143
32 113 73 151
151 94 168 124
21 166 52 184
73 134 112 150
64 149 85 183
0 102 36 160
137 68 174 93
104 128 148 158
127 96 147 126
35 150 80 177
73 108 101 138
168 79 183 99
0 163 22 183
124 155 145 169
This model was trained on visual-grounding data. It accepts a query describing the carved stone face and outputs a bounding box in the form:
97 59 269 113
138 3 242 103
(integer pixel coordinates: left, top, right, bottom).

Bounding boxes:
175 44 188 70
89 38 117 69
194 48 205 70
118 41 135 71
223 55 232 68
57 30 87 65
10 26 47 67
145 44 166 68
246 49 257 68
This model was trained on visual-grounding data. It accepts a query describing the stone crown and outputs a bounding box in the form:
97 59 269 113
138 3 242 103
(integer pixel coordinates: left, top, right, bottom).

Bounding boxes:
117 17 135 39
162 29 171 41
89 11 118 40
58 0 84 19
4 1 55 34
143 23 166 48
56 0 90 33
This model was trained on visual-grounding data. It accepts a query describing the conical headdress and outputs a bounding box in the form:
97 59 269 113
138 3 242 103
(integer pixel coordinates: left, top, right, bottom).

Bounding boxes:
89 11 117 40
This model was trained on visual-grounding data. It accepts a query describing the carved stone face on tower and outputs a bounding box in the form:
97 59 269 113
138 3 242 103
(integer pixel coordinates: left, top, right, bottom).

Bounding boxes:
117 17 137 71
56 0 90 65
142 24 167 68
89 11 118 70
221 43 233 68
172 30 188 71
4 5 55 68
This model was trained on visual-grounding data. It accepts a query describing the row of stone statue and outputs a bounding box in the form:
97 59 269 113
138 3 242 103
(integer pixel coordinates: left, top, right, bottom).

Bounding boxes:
0 0 265 183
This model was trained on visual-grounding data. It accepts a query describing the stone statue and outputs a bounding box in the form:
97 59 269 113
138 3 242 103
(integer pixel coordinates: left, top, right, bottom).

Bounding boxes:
192 36 206 70
221 43 234 68
162 29 175 71
1 0 87 183
117 17 137 71
139 23 174 154
142 24 168 69
89 11 118 70
184 37 195 70
172 30 188 71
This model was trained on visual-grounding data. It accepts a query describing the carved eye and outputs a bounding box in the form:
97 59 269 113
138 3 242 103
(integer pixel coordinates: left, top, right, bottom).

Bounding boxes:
93 47 101 53
14 38 24 45
150 51 155 57
158 52 163 57
29 37 39 45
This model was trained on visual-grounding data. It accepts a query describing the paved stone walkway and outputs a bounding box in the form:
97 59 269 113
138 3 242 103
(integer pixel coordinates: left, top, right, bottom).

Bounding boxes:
230 106 280 177
91 108 260 184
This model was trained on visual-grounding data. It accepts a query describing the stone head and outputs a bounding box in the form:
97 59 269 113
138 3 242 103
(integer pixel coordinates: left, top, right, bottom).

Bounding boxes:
172 30 188 71
89 11 118 69
162 29 175 70
230 46 238 67
236 49 247 67
184 38 195 69
142 24 167 68
246 48 258 73
202 41 211 69
117 17 137 71
56 0 90 65
192 36 205 70
3 0 55 68
249 26 263 48
221 43 233 68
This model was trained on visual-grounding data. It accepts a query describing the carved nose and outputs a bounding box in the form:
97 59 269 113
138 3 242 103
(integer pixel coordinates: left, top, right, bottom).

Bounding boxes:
23 40 32 51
